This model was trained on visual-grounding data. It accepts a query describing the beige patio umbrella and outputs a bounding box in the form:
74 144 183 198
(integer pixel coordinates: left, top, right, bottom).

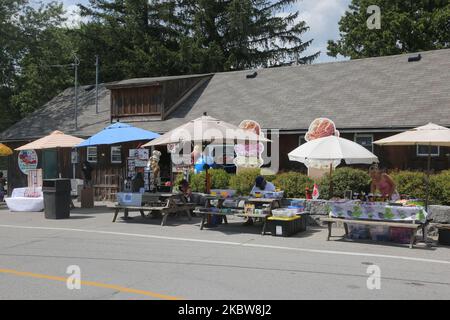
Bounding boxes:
16 131 85 179
143 113 269 147
0 143 13 157
15 131 84 150
374 123 450 209
143 113 269 194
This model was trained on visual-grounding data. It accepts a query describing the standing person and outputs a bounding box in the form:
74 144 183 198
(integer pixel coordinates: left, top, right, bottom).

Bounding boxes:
0 172 6 202
369 165 400 201
81 160 93 187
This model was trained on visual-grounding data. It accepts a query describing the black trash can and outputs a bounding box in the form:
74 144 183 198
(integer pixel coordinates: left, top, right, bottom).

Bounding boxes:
43 179 71 219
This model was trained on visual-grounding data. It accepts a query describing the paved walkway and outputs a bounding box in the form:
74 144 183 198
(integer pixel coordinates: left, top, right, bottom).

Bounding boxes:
0 204 449 299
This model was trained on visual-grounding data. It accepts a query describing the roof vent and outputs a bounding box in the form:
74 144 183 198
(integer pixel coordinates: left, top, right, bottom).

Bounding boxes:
84 85 95 91
246 71 258 79
408 54 421 62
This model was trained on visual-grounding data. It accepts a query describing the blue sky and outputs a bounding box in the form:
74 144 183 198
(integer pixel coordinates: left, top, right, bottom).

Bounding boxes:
59 0 351 63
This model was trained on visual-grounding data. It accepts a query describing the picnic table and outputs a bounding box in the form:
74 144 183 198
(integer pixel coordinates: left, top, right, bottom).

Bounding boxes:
321 217 425 249
245 197 282 211
111 192 196 226
195 196 279 235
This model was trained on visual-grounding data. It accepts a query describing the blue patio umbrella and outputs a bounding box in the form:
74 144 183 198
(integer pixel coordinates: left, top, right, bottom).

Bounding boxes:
76 122 160 147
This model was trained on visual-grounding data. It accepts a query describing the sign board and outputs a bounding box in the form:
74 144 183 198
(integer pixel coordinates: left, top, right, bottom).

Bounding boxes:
27 169 43 188
71 150 78 164
305 118 339 142
129 149 149 160
233 120 265 169
18 150 38 175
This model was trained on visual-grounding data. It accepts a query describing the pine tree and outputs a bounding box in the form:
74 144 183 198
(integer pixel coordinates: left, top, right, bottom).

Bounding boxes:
77 0 184 81
178 0 319 72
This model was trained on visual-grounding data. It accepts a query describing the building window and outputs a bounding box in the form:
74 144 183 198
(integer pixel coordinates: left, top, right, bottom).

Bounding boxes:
355 134 374 152
87 147 97 163
417 145 440 157
111 146 122 163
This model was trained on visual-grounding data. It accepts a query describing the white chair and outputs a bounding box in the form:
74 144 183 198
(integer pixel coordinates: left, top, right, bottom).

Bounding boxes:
5 187 44 212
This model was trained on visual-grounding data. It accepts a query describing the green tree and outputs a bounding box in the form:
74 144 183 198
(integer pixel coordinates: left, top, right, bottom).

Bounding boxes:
0 1 73 128
77 0 185 82
180 0 319 72
328 0 450 59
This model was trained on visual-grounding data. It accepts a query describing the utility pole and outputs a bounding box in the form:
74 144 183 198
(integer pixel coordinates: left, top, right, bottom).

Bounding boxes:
44 54 80 131
74 54 80 131
95 55 99 114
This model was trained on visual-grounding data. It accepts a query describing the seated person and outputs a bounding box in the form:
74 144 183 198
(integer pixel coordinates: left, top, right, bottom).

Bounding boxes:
369 165 400 201
251 175 276 194
0 172 6 202
245 176 276 226
178 179 193 203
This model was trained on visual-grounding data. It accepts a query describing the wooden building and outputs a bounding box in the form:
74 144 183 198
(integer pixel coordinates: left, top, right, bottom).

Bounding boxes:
1 49 449 199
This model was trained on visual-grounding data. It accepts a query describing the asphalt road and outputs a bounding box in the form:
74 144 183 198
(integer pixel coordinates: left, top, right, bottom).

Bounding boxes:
0 204 449 300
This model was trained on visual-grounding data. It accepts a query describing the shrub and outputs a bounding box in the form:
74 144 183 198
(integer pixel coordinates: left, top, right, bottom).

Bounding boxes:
430 170 450 205
273 172 313 198
318 167 371 199
229 168 262 195
391 171 427 200
174 169 230 193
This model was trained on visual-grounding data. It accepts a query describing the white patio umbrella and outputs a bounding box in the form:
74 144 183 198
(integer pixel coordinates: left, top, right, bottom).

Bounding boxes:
374 123 450 209
288 135 378 166
288 135 379 197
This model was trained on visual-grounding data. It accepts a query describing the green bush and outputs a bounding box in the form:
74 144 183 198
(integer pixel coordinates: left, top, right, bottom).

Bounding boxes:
318 167 371 199
391 171 427 200
430 170 450 205
273 172 313 198
229 168 262 195
175 169 230 193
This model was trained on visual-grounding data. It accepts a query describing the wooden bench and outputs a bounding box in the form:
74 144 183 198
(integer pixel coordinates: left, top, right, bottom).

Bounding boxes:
321 217 426 249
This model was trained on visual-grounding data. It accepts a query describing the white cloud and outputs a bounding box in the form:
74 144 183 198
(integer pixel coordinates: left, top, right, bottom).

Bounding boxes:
294 0 351 63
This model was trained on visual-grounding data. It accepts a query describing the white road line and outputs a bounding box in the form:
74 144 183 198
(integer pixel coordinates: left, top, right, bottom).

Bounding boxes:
0 224 449 265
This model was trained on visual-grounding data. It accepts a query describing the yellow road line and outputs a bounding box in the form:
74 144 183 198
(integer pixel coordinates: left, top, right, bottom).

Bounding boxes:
0 268 183 300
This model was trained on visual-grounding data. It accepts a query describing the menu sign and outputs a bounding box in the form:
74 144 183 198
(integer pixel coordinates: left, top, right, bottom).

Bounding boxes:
18 150 38 175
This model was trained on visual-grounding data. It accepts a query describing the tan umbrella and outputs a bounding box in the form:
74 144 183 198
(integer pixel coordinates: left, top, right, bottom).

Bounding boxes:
143 113 269 147
143 113 269 194
0 143 13 156
374 123 450 147
374 123 450 209
15 131 84 150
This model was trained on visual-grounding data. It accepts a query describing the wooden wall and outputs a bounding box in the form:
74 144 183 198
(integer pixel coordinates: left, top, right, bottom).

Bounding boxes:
111 86 163 118
77 141 169 201
278 132 450 172
110 76 207 122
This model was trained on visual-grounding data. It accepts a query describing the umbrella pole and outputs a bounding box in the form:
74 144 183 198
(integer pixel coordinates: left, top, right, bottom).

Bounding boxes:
425 144 431 211
329 163 333 199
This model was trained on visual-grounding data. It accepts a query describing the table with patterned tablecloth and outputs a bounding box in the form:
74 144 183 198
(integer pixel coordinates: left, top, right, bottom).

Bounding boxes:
328 201 427 223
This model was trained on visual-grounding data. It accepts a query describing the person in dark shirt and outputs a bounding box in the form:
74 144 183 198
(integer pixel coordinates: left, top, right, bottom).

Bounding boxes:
81 161 93 187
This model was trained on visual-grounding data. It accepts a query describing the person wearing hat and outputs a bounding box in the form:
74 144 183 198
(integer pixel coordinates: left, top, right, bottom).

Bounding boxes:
244 176 276 226
251 175 276 194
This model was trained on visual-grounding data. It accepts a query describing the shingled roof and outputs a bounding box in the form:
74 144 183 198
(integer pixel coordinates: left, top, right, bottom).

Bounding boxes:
2 49 449 141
